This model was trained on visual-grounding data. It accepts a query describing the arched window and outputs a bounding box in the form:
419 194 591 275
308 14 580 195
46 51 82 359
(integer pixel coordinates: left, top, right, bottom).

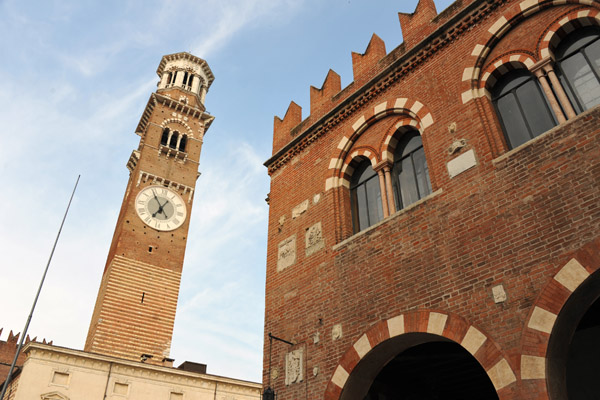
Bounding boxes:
160 128 169 146
350 159 383 233
166 72 172 87
392 132 431 211
183 72 189 87
169 71 177 85
178 135 187 152
492 69 557 149
555 27 600 114
169 131 179 149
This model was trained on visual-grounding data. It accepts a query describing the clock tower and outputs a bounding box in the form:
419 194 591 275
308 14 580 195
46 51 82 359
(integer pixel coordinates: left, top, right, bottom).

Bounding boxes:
85 52 215 365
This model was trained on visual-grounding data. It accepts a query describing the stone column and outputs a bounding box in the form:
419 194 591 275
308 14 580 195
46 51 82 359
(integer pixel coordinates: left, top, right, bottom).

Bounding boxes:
383 165 395 214
191 75 200 94
174 70 185 87
531 59 566 123
376 168 389 218
544 64 577 119
159 72 169 89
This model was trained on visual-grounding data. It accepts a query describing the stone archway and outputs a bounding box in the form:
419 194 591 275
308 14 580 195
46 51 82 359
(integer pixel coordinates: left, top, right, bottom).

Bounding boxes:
342 333 498 400
547 269 600 399
324 311 517 400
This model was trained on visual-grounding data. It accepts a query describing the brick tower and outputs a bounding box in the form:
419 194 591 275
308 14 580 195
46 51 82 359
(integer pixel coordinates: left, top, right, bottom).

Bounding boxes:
85 52 214 365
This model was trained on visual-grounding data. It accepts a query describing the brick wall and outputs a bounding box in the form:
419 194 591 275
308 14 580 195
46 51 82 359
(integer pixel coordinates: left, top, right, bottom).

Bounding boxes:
263 0 600 398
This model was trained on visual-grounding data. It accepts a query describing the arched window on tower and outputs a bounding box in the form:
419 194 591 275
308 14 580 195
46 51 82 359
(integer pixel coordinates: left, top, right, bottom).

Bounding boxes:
169 71 177 86
169 131 179 149
178 135 187 152
350 159 383 233
555 27 600 114
161 128 170 146
182 72 189 88
492 69 557 149
391 131 432 211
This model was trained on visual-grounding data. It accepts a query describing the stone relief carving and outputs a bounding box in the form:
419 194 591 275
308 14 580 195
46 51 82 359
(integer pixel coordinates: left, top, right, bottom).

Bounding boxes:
285 349 304 385
277 235 296 271
305 222 325 256
292 200 309 219
332 324 343 341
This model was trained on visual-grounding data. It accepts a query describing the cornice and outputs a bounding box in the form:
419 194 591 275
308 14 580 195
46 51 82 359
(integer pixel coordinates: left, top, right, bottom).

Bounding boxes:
135 93 215 137
23 343 261 392
265 0 507 174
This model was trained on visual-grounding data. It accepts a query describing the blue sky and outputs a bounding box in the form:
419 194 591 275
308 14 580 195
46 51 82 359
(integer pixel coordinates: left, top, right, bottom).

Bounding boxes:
0 0 454 383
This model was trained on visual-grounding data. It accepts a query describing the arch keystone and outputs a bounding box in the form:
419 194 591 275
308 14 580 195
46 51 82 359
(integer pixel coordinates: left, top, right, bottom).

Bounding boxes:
387 315 405 337
426 312 447 335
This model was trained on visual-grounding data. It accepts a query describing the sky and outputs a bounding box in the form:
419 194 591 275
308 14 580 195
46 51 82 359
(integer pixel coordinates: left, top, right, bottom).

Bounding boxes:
0 0 455 383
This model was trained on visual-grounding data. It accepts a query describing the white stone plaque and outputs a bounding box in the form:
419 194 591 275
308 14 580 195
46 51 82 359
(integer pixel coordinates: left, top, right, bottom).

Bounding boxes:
447 149 477 178
305 222 325 256
492 284 507 303
285 349 304 385
277 235 296 271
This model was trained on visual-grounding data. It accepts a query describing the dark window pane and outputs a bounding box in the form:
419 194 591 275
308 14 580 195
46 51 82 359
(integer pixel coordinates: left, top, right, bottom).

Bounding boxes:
496 93 531 148
399 156 418 207
493 74 531 97
413 147 431 198
161 129 169 146
350 161 383 233
392 132 431 212
179 135 187 152
587 39 600 71
356 184 369 231
365 175 383 226
517 80 556 137
169 132 179 149
402 135 421 155
562 53 600 110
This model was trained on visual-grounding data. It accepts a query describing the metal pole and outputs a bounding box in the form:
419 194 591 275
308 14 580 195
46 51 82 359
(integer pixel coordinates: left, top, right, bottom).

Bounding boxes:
0 175 80 400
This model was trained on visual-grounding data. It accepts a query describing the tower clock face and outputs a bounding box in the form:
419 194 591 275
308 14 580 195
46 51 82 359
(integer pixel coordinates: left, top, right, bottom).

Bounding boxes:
135 186 187 231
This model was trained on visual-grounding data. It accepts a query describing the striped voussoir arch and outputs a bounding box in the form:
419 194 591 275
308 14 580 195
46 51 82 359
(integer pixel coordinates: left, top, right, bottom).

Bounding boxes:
479 53 536 93
520 241 600 392
539 7 600 59
324 311 517 400
461 0 600 104
335 147 380 189
379 116 422 163
325 97 433 191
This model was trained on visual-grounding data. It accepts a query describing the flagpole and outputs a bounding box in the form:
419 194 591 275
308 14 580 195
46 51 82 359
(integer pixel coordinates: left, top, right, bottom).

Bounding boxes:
0 175 80 400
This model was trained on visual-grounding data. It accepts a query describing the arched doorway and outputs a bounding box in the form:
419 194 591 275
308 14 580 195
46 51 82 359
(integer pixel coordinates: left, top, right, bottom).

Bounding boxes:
340 333 498 400
548 270 600 399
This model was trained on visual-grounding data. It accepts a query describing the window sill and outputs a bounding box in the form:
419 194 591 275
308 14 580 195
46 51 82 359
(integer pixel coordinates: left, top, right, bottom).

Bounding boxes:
333 188 443 250
492 106 597 166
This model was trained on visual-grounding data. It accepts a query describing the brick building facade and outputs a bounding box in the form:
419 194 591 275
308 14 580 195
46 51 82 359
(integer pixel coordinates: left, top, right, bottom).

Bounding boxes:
263 0 600 399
